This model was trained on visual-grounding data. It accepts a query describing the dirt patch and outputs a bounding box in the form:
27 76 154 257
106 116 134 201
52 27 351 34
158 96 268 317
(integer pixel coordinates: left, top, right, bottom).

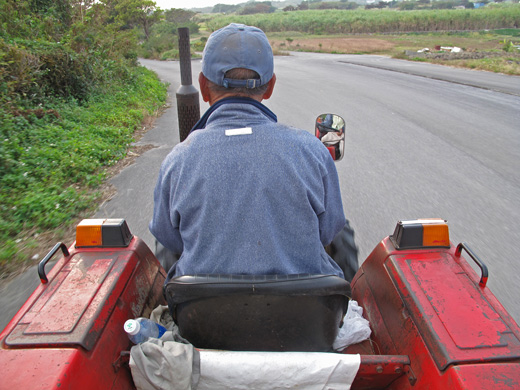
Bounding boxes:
272 37 396 53
405 50 520 60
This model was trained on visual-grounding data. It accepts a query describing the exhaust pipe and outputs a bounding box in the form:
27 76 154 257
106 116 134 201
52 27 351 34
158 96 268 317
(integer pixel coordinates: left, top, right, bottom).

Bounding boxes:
176 27 200 142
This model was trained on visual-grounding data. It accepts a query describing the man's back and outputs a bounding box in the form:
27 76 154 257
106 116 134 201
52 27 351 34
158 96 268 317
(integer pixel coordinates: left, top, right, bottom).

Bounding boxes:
150 102 346 278
150 23 350 281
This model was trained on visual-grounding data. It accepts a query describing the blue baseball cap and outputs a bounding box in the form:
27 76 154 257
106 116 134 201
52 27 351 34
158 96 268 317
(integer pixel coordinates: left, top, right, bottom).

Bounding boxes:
202 23 274 89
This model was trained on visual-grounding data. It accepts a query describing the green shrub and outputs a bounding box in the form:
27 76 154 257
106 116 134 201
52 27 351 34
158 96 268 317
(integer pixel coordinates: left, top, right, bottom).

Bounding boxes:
0 0 169 275
161 49 180 60
502 39 517 52
137 20 200 60
192 39 206 52
0 37 143 108
0 66 167 272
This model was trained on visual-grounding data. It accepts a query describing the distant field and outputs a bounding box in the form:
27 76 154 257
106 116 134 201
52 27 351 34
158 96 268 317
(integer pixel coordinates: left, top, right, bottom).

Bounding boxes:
265 30 520 75
206 7 520 34
197 6 520 75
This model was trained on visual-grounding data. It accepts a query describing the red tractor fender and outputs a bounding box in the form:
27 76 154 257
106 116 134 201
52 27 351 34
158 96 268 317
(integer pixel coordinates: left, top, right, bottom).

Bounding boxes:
0 236 166 389
350 236 520 389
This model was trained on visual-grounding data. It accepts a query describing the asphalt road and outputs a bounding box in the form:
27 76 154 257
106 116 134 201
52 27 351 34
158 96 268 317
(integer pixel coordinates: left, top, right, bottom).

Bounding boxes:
1 53 519 331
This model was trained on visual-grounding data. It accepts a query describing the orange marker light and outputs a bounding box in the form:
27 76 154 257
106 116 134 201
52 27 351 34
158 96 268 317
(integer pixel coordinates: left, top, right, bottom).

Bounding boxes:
391 219 450 250
76 219 104 247
422 219 450 247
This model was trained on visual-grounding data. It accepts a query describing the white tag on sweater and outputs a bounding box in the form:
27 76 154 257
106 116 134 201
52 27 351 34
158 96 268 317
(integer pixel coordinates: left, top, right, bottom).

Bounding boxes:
225 127 252 136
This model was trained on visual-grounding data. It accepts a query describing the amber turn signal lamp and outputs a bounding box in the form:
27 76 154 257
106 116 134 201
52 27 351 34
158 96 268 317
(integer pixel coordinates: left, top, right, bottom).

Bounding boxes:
390 219 450 250
76 219 133 248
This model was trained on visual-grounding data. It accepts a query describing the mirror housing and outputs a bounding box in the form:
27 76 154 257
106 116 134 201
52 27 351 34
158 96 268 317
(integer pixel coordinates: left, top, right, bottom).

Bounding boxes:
315 114 345 161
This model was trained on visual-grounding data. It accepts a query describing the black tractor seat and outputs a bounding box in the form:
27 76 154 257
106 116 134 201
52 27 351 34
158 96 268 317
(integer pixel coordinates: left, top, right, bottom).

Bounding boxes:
164 274 351 352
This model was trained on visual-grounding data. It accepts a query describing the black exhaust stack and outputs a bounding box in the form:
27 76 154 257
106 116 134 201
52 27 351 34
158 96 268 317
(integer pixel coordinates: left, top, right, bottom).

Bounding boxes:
176 27 200 142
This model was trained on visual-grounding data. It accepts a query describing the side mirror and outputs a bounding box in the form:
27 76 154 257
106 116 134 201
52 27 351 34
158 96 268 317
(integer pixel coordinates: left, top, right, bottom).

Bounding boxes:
315 114 345 161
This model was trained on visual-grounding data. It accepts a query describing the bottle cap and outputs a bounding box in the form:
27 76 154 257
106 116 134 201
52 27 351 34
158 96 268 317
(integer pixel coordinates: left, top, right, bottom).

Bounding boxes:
124 319 140 336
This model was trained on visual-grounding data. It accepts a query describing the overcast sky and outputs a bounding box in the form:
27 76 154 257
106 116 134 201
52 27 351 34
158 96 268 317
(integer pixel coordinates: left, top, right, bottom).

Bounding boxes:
155 0 239 10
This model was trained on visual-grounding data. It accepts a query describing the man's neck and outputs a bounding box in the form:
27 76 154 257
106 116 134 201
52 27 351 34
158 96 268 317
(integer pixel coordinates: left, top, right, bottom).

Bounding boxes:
210 93 262 106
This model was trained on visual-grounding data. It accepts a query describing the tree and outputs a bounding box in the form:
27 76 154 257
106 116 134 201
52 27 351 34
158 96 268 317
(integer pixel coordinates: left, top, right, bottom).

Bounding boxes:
397 1 418 10
239 2 276 14
114 0 162 40
298 1 309 10
30 0 71 21
164 8 195 24
212 3 240 13
431 0 456 9
313 1 359 9
69 0 97 23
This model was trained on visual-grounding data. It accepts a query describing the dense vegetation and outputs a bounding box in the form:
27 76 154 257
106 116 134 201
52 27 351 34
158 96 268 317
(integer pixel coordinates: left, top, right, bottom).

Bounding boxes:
205 4 520 34
138 8 200 60
0 0 167 275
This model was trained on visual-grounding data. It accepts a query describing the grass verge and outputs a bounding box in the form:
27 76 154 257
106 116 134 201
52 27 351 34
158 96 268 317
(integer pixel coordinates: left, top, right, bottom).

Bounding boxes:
0 66 168 280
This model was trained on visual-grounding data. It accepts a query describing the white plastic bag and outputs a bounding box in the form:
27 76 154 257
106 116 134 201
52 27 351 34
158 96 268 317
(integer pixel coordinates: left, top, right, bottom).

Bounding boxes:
333 300 371 351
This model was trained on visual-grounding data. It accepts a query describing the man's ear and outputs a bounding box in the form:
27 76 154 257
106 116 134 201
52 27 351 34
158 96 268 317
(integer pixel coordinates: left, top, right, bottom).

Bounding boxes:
262 74 276 100
199 72 211 103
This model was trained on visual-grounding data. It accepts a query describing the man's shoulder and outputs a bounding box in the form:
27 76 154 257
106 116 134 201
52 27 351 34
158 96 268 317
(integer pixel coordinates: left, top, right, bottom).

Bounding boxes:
160 133 201 168
170 130 210 154
264 122 315 140
276 124 328 150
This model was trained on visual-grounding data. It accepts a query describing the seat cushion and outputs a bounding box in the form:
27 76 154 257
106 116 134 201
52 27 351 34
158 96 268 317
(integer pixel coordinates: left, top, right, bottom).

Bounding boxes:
164 274 351 351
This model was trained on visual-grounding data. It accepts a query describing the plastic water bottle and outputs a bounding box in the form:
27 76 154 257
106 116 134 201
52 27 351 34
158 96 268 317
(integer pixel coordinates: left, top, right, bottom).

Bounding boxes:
124 318 167 344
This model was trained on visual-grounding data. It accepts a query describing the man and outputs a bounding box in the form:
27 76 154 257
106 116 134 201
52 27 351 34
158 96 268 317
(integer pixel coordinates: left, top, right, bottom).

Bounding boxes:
150 23 356 282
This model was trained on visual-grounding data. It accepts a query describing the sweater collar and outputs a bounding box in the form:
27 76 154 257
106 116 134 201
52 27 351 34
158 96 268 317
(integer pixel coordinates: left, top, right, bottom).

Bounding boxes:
190 96 277 133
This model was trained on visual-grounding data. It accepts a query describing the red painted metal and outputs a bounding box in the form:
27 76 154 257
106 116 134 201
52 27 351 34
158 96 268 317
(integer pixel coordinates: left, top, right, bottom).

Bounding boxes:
351 355 409 389
1 230 519 389
351 237 520 389
0 236 166 389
